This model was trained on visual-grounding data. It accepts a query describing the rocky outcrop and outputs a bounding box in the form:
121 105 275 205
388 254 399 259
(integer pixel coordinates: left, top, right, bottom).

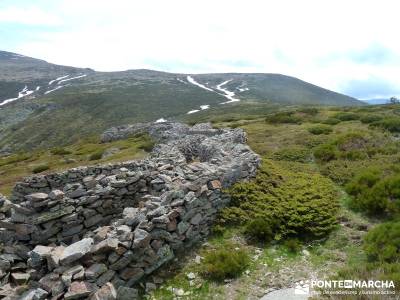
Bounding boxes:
0 122 260 299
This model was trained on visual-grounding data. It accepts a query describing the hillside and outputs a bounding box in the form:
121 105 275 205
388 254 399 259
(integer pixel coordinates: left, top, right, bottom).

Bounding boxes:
0 51 363 152
1 104 399 299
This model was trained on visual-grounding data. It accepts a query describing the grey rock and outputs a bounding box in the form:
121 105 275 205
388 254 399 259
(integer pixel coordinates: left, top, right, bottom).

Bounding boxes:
60 238 94 265
85 263 107 280
90 282 117 300
117 286 139 300
19 288 48 300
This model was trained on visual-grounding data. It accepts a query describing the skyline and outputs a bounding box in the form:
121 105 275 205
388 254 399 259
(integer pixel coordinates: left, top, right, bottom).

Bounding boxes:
1 0 400 99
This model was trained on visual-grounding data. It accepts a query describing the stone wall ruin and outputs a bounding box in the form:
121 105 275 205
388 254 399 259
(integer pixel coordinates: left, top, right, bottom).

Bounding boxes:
0 122 260 299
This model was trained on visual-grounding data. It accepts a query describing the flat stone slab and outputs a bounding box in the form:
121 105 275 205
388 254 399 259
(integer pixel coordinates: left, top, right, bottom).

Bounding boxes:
60 238 94 265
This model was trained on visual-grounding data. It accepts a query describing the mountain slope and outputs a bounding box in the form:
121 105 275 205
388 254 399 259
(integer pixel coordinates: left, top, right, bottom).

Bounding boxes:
0 50 363 152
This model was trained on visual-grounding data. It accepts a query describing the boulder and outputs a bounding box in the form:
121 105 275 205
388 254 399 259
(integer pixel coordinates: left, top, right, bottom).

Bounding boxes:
116 286 139 300
19 288 48 300
64 281 96 300
90 282 117 300
132 228 150 248
25 193 48 202
49 190 65 200
85 263 107 280
60 238 94 265
11 272 30 284
91 238 119 254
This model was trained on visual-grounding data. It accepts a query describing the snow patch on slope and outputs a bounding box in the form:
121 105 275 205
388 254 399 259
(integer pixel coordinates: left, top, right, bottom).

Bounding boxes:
155 118 167 123
187 104 210 114
45 85 68 95
58 74 87 84
187 109 200 114
176 78 187 84
187 76 214 92
49 75 69 85
0 86 34 107
216 80 240 104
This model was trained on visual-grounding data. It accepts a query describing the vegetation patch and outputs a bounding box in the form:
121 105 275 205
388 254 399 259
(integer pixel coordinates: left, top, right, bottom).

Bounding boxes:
50 147 72 155
308 124 333 135
265 111 302 124
32 164 50 174
346 169 400 217
221 159 339 241
322 117 341 125
370 117 400 133
334 112 360 121
200 243 250 281
364 221 400 263
272 146 311 163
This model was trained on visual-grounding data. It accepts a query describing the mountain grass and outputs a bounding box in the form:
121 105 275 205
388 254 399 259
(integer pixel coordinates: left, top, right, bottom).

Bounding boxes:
0 134 153 196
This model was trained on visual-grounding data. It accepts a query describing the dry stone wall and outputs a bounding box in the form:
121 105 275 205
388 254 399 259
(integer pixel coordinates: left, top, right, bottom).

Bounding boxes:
0 122 260 299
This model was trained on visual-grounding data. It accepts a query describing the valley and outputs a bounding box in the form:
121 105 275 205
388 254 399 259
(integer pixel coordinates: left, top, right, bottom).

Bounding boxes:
0 50 398 300
0 51 362 153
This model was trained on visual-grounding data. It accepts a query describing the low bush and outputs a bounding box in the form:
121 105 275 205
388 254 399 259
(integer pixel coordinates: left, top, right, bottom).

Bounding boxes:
50 147 72 155
322 118 341 125
346 169 400 216
364 221 400 263
265 111 302 124
200 244 250 281
360 114 383 124
88 150 104 161
308 124 333 135
138 136 156 152
222 160 339 241
283 238 303 253
32 164 50 174
314 144 337 162
245 218 279 242
370 118 400 133
335 132 368 152
298 107 319 115
334 112 360 121
272 147 311 163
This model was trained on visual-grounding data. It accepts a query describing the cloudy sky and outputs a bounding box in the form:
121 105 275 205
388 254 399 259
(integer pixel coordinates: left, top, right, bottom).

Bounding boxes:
1 0 399 99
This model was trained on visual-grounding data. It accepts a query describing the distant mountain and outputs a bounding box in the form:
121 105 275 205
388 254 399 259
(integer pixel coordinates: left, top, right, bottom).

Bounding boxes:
362 98 390 105
0 50 363 152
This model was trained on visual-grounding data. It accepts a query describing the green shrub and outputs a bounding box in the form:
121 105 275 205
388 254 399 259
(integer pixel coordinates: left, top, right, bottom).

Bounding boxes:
201 244 250 281
245 218 278 242
322 118 341 125
283 238 302 253
222 160 339 240
335 132 368 152
339 150 368 161
334 112 360 121
346 170 400 216
138 137 155 152
50 147 72 155
314 144 337 162
308 125 333 135
364 221 400 263
360 114 383 124
370 118 400 133
32 164 50 174
298 107 319 115
88 150 104 161
265 111 302 124
272 147 311 163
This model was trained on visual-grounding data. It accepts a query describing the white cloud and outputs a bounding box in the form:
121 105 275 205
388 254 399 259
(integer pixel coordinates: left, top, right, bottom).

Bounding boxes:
0 6 61 25
3 0 400 98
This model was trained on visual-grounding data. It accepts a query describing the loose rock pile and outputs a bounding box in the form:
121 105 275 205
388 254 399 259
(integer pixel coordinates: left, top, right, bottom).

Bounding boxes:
0 122 260 299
